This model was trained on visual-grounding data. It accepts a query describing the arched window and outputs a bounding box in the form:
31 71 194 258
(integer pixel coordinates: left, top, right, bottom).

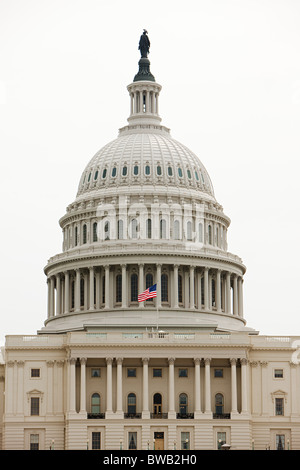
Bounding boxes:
131 219 138 239
91 393 100 414
131 274 138 302
127 393 136 415
93 222 98 242
133 165 139 176
112 167 117 178
71 280 75 309
146 273 154 302
174 220 180 240
145 165 150 176
216 226 219 247
118 219 123 240
122 166 127 176
88 172 91 182
161 274 168 302
102 168 107 179
168 166 173 176
208 225 212 244
212 278 216 307
215 393 224 415
178 274 183 304
80 278 85 307
102 275 105 304
160 219 166 239
178 167 183 178
157 165 162 176
83 224 87 244
104 221 110 240
179 393 188 415
75 226 78 246
187 169 191 179
187 221 192 241
94 170 98 180
146 219 152 239
116 274 122 303
195 170 199 181
153 393 162 415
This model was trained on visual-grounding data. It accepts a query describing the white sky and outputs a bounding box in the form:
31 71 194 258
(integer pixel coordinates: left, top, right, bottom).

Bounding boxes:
0 0 299 345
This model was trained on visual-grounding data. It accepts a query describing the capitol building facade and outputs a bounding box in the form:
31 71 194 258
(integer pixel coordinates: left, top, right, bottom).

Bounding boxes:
0 36 300 451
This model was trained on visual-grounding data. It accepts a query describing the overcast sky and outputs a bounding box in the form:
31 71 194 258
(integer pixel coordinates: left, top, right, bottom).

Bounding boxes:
0 0 299 345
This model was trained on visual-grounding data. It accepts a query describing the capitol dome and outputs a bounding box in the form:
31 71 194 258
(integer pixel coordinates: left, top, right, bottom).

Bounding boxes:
41 48 253 336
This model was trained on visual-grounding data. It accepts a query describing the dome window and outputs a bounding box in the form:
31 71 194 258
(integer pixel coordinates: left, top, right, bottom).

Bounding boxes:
178 167 183 178
112 167 117 178
145 165 150 176
195 171 199 181
88 172 91 182
187 169 191 179
133 165 139 176
157 165 162 176
94 170 99 180
122 166 127 176
102 168 107 179
168 166 173 176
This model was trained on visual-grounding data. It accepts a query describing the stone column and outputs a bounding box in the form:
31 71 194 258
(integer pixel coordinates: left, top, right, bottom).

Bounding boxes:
6 361 14 414
204 358 212 415
121 264 127 308
50 276 55 317
89 267 95 311
95 270 100 309
216 270 221 312
189 266 195 309
116 358 123 416
226 272 231 314
173 264 179 308
17 361 24 415
197 271 202 310
139 264 144 308
75 269 81 312
64 271 70 314
204 267 209 310
241 358 248 414
80 358 87 414
69 357 77 413
142 358 150 418
230 358 238 414
168 358 176 418
290 362 297 417
233 274 238 315
46 361 54 415
56 274 61 315
47 278 51 318
238 277 244 317
106 357 113 416
156 264 162 308
104 265 110 309
194 358 202 417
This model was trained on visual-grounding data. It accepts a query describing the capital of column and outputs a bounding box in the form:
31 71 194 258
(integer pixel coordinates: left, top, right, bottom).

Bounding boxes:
230 358 237 366
204 358 211 365
80 357 87 365
168 357 175 365
142 357 150 365
106 357 113 365
69 357 77 365
194 358 201 366
116 357 123 365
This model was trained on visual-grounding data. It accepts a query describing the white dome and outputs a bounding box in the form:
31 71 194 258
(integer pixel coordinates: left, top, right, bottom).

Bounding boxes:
76 129 215 199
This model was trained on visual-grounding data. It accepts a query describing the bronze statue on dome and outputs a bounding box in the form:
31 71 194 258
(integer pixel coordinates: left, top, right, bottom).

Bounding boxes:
138 29 150 58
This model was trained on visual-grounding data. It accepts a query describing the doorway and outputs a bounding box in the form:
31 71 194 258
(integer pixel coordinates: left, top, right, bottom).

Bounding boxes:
154 432 164 450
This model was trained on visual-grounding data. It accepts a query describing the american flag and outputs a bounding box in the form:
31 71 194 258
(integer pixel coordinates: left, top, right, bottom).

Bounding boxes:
138 284 157 302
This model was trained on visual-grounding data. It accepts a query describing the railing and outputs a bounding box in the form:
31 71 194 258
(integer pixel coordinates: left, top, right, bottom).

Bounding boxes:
150 413 168 419
87 413 105 419
124 413 142 419
176 413 194 419
213 413 231 419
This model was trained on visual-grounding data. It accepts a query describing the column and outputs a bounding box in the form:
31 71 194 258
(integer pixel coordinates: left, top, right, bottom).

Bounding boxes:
46 361 54 415
69 357 77 414
142 358 150 418
50 276 55 317
64 271 70 314
139 264 144 309
17 361 24 415
104 265 110 309
204 358 212 415
106 357 113 416
95 270 101 309
121 264 127 308
89 267 95 311
204 267 209 310
47 279 51 319
116 358 123 416
194 358 202 417
173 265 179 308
6 361 14 414
238 276 244 317
156 264 161 308
226 272 231 314
168 358 176 418
189 266 195 309
233 274 238 315
75 269 81 312
230 358 238 414
290 362 297 417
80 357 87 414
56 274 61 315
216 270 221 312
197 271 202 310
241 358 248 414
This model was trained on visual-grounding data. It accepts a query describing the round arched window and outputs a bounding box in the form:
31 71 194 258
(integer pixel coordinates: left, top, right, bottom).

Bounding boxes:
178 167 183 178
102 168 107 179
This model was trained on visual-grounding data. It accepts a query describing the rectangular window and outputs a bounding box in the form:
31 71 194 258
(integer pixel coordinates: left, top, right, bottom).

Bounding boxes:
31 369 40 378
92 432 101 450
30 434 39 450
30 397 40 416
127 368 136 377
128 432 137 450
214 369 223 378
153 368 162 377
179 368 188 377
275 398 284 416
276 434 285 450
91 368 101 378
274 369 283 378
181 432 190 450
